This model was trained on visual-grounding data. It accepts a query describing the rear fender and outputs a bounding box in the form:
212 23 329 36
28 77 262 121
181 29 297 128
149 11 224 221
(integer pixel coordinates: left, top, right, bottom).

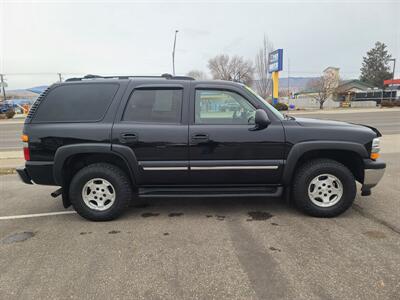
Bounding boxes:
53 143 139 185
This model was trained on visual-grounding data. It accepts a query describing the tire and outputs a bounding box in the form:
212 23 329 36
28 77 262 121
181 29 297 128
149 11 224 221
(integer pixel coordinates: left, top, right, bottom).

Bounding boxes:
292 159 356 218
69 163 132 221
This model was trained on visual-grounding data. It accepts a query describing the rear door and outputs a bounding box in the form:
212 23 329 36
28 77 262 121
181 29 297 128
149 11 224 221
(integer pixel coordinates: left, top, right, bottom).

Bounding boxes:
188 83 285 184
112 81 190 185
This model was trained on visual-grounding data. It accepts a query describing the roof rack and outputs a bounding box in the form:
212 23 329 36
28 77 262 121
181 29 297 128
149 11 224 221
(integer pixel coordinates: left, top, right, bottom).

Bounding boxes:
65 73 195 82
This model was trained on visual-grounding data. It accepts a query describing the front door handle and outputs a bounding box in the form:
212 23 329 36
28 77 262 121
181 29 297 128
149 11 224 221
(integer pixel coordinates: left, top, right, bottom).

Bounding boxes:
120 133 138 143
191 133 209 143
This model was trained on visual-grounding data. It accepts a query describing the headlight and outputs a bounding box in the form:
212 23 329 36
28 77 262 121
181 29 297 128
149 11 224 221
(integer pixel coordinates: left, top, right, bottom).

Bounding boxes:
370 138 380 160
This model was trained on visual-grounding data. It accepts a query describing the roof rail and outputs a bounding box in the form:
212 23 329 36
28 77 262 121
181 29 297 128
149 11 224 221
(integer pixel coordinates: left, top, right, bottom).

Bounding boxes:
65 74 195 82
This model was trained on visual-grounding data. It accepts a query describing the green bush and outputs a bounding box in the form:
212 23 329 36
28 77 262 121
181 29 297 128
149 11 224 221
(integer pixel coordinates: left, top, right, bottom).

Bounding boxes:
5 109 15 119
273 102 288 111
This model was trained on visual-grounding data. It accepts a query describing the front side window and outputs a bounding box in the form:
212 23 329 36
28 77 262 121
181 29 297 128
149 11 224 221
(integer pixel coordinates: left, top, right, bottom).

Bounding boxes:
242 85 284 120
195 89 256 125
123 89 183 123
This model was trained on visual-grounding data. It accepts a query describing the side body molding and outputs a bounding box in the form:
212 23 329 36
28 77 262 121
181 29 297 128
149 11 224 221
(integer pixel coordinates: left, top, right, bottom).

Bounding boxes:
53 143 139 185
282 141 368 185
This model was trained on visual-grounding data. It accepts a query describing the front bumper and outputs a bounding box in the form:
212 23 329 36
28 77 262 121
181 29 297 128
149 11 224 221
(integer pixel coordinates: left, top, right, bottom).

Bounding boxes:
362 159 386 193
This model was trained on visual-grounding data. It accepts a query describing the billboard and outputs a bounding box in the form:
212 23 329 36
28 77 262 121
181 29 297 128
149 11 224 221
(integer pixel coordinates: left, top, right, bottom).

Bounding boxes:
268 49 283 73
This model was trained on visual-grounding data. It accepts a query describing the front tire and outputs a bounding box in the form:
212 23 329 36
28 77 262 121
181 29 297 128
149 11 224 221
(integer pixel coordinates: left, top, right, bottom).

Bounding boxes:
292 159 356 217
69 163 132 221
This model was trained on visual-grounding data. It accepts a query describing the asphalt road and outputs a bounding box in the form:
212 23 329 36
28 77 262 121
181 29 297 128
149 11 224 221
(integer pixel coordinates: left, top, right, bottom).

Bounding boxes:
0 121 24 151
1 118 400 298
293 110 400 135
1 110 399 150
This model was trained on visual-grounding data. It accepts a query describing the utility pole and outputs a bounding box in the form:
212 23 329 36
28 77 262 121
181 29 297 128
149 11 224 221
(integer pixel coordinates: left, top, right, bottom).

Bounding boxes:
0 74 6 102
287 58 290 100
172 30 179 75
58 73 63 82
388 58 396 102
388 58 396 80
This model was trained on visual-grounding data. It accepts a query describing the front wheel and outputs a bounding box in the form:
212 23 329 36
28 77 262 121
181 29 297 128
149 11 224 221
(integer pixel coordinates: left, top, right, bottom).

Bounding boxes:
69 163 132 221
292 159 356 217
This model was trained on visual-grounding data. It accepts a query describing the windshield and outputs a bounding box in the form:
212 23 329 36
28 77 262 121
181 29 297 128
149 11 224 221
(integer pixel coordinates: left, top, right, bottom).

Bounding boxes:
243 85 285 120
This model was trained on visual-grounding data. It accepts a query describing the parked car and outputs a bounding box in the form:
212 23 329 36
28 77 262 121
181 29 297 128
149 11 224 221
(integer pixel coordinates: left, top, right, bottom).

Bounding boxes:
0 102 15 118
17 74 386 221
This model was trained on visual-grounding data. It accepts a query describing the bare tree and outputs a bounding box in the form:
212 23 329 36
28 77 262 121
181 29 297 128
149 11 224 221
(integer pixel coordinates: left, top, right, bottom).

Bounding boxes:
208 54 254 86
254 35 274 99
306 75 337 109
186 70 208 80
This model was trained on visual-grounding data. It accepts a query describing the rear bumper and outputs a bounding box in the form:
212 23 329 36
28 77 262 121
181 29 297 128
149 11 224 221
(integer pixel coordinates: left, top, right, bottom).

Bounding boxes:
16 167 33 184
17 161 56 186
362 159 386 190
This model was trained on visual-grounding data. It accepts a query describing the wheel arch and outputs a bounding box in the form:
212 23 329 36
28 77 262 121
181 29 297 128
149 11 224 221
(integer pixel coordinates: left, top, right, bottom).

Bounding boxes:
283 141 367 185
53 143 139 187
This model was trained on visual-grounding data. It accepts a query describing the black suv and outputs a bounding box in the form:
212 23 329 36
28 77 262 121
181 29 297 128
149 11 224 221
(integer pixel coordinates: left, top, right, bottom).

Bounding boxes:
17 74 386 221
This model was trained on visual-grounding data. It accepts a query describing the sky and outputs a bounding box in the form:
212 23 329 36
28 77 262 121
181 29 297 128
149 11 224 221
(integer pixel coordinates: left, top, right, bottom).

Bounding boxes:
0 0 399 89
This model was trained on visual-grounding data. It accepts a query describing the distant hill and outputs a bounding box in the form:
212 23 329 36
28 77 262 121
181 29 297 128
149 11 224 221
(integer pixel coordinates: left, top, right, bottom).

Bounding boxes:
252 77 316 93
27 86 48 94
278 77 316 92
3 86 48 100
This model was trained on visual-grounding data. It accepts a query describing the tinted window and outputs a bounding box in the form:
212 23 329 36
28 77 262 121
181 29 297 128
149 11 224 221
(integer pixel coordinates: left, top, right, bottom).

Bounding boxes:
123 89 183 123
34 83 119 122
195 89 256 125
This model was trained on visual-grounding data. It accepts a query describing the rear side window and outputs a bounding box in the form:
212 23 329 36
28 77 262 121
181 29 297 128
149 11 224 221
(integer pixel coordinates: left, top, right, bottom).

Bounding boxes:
122 89 183 123
33 83 119 122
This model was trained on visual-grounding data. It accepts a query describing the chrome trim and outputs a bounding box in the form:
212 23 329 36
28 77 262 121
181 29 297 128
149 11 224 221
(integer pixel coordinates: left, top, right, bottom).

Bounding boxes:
363 168 385 188
190 166 279 170
142 167 188 171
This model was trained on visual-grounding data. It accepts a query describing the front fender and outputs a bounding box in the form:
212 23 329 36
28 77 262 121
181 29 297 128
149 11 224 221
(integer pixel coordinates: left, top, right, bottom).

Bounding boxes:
282 141 368 185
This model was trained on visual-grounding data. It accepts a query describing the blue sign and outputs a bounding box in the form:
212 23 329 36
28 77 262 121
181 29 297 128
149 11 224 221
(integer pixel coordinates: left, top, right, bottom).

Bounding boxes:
268 49 283 73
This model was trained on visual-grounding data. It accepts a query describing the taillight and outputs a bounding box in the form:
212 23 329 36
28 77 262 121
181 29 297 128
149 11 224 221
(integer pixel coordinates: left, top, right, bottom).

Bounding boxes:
21 134 29 142
23 147 31 161
21 134 30 161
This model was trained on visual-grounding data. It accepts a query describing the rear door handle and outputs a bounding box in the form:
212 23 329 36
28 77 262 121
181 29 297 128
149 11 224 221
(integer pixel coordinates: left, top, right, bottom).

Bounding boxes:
191 133 209 142
120 133 138 143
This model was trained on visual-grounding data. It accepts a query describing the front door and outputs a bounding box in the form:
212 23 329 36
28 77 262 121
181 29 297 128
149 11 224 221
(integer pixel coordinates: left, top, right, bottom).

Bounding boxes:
189 86 285 184
112 83 189 185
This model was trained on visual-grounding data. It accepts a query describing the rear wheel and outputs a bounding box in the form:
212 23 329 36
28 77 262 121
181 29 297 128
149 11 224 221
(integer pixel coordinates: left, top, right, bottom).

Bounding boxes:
292 159 356 217
69 163 132 221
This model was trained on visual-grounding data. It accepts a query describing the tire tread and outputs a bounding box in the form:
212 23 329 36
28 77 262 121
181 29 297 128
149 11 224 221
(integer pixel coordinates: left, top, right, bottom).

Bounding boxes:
292 158 356 217
69 163 132 221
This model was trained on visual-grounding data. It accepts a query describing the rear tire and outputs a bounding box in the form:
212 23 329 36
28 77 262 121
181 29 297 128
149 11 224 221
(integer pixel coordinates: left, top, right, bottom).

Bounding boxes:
69 163 132 221
292 159 356 217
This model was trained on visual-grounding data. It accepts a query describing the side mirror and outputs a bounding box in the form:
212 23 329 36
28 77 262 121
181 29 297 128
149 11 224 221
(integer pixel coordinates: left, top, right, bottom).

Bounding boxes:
250 109 271 131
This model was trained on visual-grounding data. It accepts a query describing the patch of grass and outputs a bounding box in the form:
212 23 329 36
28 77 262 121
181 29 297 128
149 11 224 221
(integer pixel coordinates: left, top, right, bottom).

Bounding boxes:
0 168 16 175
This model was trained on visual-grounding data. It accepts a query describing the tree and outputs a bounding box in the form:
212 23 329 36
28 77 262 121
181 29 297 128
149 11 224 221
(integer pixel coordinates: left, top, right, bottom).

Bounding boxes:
307 74 337 109
360 42 393 88
254 35 274 99
208 54 254 86
186 70 208 80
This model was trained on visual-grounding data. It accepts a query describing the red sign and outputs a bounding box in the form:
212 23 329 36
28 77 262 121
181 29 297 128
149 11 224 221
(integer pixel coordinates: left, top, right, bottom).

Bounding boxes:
384 79 400 85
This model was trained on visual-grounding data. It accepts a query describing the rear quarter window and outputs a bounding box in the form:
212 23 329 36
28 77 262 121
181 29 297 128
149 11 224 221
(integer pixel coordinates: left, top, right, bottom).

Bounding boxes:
33 83 119 122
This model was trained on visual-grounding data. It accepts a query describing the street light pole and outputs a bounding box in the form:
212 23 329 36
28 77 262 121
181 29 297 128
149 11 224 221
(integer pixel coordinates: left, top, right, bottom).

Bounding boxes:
172 30 179 75
388 58 396 79
0 74 6 102
388 58 396 103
